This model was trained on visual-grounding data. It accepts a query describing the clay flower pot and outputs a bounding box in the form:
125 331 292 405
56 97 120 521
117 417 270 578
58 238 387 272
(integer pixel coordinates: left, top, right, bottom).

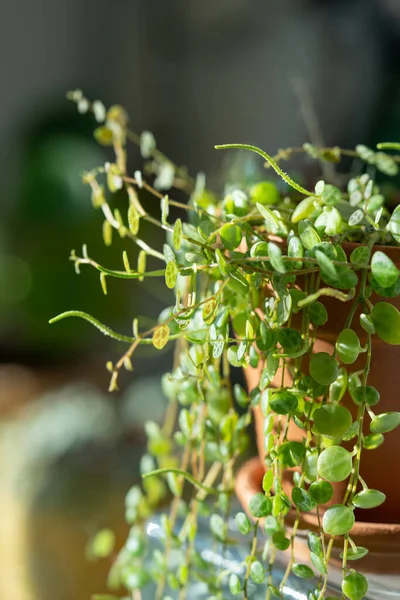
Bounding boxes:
240 242 400 572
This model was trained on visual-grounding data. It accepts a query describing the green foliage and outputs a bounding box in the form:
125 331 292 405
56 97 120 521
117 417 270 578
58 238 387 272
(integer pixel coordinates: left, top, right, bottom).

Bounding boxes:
52 92 400 599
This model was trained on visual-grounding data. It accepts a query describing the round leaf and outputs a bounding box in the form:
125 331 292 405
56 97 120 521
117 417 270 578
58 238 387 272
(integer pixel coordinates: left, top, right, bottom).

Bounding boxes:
292 563 314 579
250 561 265 584
350 246 370 265
313 403 352 437
220 223 242 250
352 385 380 406
342 571 368 600
308 301 328 326
317 446 352 482
309 480 334 505
310 353 340 385
370 411 400 434
292 487 316 512
270 391 298 415
250 181 280 205
278 328 303 351
272 531 290 550
322 505 355 536
249 493 272 518
363 433 384 450
229 574 242 595
152 324 170 350
340 546 369 561
371 251 399 288
352 489 386 509
235 512 252 535
371 302 400 345
336 329 361 364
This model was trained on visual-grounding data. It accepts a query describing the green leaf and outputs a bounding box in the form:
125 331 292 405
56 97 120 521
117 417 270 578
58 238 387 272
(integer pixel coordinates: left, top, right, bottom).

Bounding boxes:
342 571 368 600
351 385 380 406
308 301 328 326
173 219 182 250
268 241 286 273
278 328 303 351
220 223 242 250
249 493 272 518
310 552 327 575
340 546 369 561
336 329 361 364
292 197 318 223
210 514 226 541
89 529 115 558
356 144 375 162
370 412 400 434
308 532 322 556
348 209 364 227
359 313 375 334
250 181 280 205
322 505 355 536
272 531 291 550
315 250 337 279
374 152 399 176
229 574 242 595
165 261 178 289
262 470 274 494
387 205 400 243
371 302 400 344
320 265 358 290
310 353 340 385
350 246 370 265
363 432 384 450
202 297 218 324
317 446 353 482
322 184 341 205
309 480 333 504
233 384 249 408
256 202 280 233
329 368 348 402
278 441 306 468
313 404 352 437
352 489 386 509
250 561 265 584
270 391 298 415
287 235 304 269
292 487 316 512
152 324 170 350
299 221 321 250
292 563 314 579
371 252 399 288
235 512 252 535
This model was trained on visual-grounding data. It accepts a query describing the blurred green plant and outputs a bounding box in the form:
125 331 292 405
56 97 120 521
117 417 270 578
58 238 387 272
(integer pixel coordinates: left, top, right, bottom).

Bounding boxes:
50 90 400 600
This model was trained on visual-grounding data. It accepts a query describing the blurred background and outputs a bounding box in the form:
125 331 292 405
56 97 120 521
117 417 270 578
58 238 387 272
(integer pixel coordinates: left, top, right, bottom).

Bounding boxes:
1 1 400 598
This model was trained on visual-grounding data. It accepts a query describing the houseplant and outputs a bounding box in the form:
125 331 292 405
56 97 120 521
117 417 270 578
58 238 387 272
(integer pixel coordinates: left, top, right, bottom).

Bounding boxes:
51 90 400 599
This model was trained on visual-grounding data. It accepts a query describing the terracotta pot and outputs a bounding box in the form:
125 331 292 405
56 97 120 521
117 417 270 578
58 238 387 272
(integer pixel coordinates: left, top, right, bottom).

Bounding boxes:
241 242 400 569
235 457 400 574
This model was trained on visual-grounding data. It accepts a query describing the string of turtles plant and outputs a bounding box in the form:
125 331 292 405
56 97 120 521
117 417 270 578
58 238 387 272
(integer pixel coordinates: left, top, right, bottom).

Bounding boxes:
52 90 400 600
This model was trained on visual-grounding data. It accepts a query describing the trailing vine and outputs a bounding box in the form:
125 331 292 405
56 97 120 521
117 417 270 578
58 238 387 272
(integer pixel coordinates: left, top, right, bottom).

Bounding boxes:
53 90 400 600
